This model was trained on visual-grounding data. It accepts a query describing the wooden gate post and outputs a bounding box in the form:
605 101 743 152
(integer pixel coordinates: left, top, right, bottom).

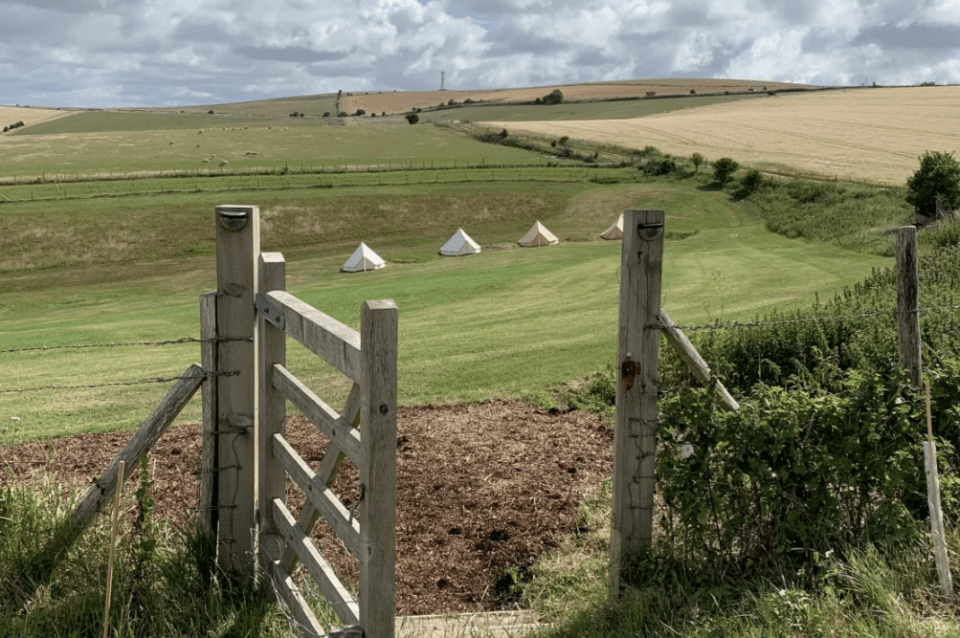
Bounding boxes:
610 210 664 600
215 204 260 574
895 226 922 386
359 300 398 638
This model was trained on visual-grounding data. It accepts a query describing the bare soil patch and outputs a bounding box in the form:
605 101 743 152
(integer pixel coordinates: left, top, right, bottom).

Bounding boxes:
0 401 611 616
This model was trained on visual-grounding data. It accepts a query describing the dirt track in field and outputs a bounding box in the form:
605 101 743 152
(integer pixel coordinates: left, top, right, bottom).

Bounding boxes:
0 401 612 616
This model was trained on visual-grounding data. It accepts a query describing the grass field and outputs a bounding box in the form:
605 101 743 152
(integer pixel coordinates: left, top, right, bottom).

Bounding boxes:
0 120 550 178
0 177 887 444
419 93 768 123
486 85 960 185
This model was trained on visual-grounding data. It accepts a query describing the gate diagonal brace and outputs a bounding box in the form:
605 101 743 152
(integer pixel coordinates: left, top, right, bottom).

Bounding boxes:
255 293 285 330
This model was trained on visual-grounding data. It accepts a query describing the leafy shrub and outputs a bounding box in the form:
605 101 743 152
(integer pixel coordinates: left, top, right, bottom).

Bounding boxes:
741 169 764 193
642 156 677 176
405 113 419 125
658 367 940 574
354 108 365 116
691 152 705 172
713 157 740 184
906 151 960 218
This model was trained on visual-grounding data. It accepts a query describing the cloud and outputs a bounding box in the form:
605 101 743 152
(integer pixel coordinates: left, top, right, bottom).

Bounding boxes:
853 22 960 49
1 0 959 107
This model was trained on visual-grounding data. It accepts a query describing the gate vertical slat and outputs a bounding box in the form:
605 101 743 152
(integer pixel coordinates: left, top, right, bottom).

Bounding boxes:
359 300 398 638
215 204 260 573
258 252 287 570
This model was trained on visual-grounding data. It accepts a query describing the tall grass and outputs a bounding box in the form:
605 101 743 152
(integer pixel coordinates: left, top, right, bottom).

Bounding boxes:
0 470 339 637
524 483 960 638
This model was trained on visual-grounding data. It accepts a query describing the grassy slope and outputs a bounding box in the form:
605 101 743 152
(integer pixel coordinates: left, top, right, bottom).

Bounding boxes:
0 179 886 443
420 93 766 123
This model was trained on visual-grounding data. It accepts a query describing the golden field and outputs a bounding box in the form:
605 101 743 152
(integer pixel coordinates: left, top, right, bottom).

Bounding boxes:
484 86 960 185
343 78 809 115
0 106 72 139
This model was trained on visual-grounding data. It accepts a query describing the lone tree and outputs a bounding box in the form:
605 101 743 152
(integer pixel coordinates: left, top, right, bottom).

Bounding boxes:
541 89 564 105
691 152 705 173
906 151 960 218
713 157 740 184
405 113 419 125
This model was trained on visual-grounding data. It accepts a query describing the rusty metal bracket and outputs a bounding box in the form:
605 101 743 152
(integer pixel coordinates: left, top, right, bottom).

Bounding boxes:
255 293 285 330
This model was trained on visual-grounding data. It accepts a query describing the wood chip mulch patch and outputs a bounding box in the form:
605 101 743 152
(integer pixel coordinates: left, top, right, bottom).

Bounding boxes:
0 400 612 616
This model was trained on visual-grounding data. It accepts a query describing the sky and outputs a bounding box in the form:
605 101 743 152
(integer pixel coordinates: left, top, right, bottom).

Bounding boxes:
2 0 959 108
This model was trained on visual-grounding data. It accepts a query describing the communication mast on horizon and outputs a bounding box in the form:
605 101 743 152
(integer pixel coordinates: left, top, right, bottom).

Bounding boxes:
441 70 445 91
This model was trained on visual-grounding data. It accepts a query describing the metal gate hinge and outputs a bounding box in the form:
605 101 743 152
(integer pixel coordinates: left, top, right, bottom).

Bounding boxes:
255 293 285 330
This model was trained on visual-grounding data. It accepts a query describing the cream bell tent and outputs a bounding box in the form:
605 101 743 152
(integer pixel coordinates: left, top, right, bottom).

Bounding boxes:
341 242 385 272
518 220 559 247
440 228 481 256
601 212 624 240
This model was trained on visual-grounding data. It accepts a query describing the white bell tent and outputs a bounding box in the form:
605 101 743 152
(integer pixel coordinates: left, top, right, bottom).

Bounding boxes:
341 242 386 272
518 220 559 247
440 228 481 256
601 212 624 240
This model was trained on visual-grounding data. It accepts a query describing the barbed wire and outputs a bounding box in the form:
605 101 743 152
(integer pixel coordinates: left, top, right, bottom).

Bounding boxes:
1 336 251 355
0 370 238 395
649 304 960 333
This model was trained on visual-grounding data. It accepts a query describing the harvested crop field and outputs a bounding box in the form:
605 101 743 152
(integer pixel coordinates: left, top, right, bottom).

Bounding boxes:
486 86 960 185
0 106 75 139
344 78 810 115
0 401 612 616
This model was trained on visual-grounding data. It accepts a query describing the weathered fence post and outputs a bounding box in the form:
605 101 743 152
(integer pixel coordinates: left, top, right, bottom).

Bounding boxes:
359 300 398 638
257 252 287 577
896 225 953 599
610 209 664 600
896 226 922 386
215 204 260 574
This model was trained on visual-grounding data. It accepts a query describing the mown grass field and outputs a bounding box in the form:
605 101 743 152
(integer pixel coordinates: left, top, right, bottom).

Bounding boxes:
487 85 960 185
0 174 887 444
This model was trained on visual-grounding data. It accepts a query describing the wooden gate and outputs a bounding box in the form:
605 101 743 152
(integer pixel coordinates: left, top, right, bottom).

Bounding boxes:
256 251 397 638
201 205 396 638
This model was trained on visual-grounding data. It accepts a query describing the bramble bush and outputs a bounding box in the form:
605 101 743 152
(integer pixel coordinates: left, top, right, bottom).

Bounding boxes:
657 363 960 575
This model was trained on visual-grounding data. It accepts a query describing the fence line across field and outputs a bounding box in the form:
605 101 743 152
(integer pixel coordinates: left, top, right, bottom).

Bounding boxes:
1 336 251 355
0 370 238 394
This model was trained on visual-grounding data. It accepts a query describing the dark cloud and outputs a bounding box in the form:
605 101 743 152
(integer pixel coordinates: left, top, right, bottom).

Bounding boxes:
853 23 960 49
233 45 350 63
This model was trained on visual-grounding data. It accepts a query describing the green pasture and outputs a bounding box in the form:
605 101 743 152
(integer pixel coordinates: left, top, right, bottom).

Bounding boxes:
0 120 549 179
0 164 601 208
419 93 766 123
0 179 887 444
